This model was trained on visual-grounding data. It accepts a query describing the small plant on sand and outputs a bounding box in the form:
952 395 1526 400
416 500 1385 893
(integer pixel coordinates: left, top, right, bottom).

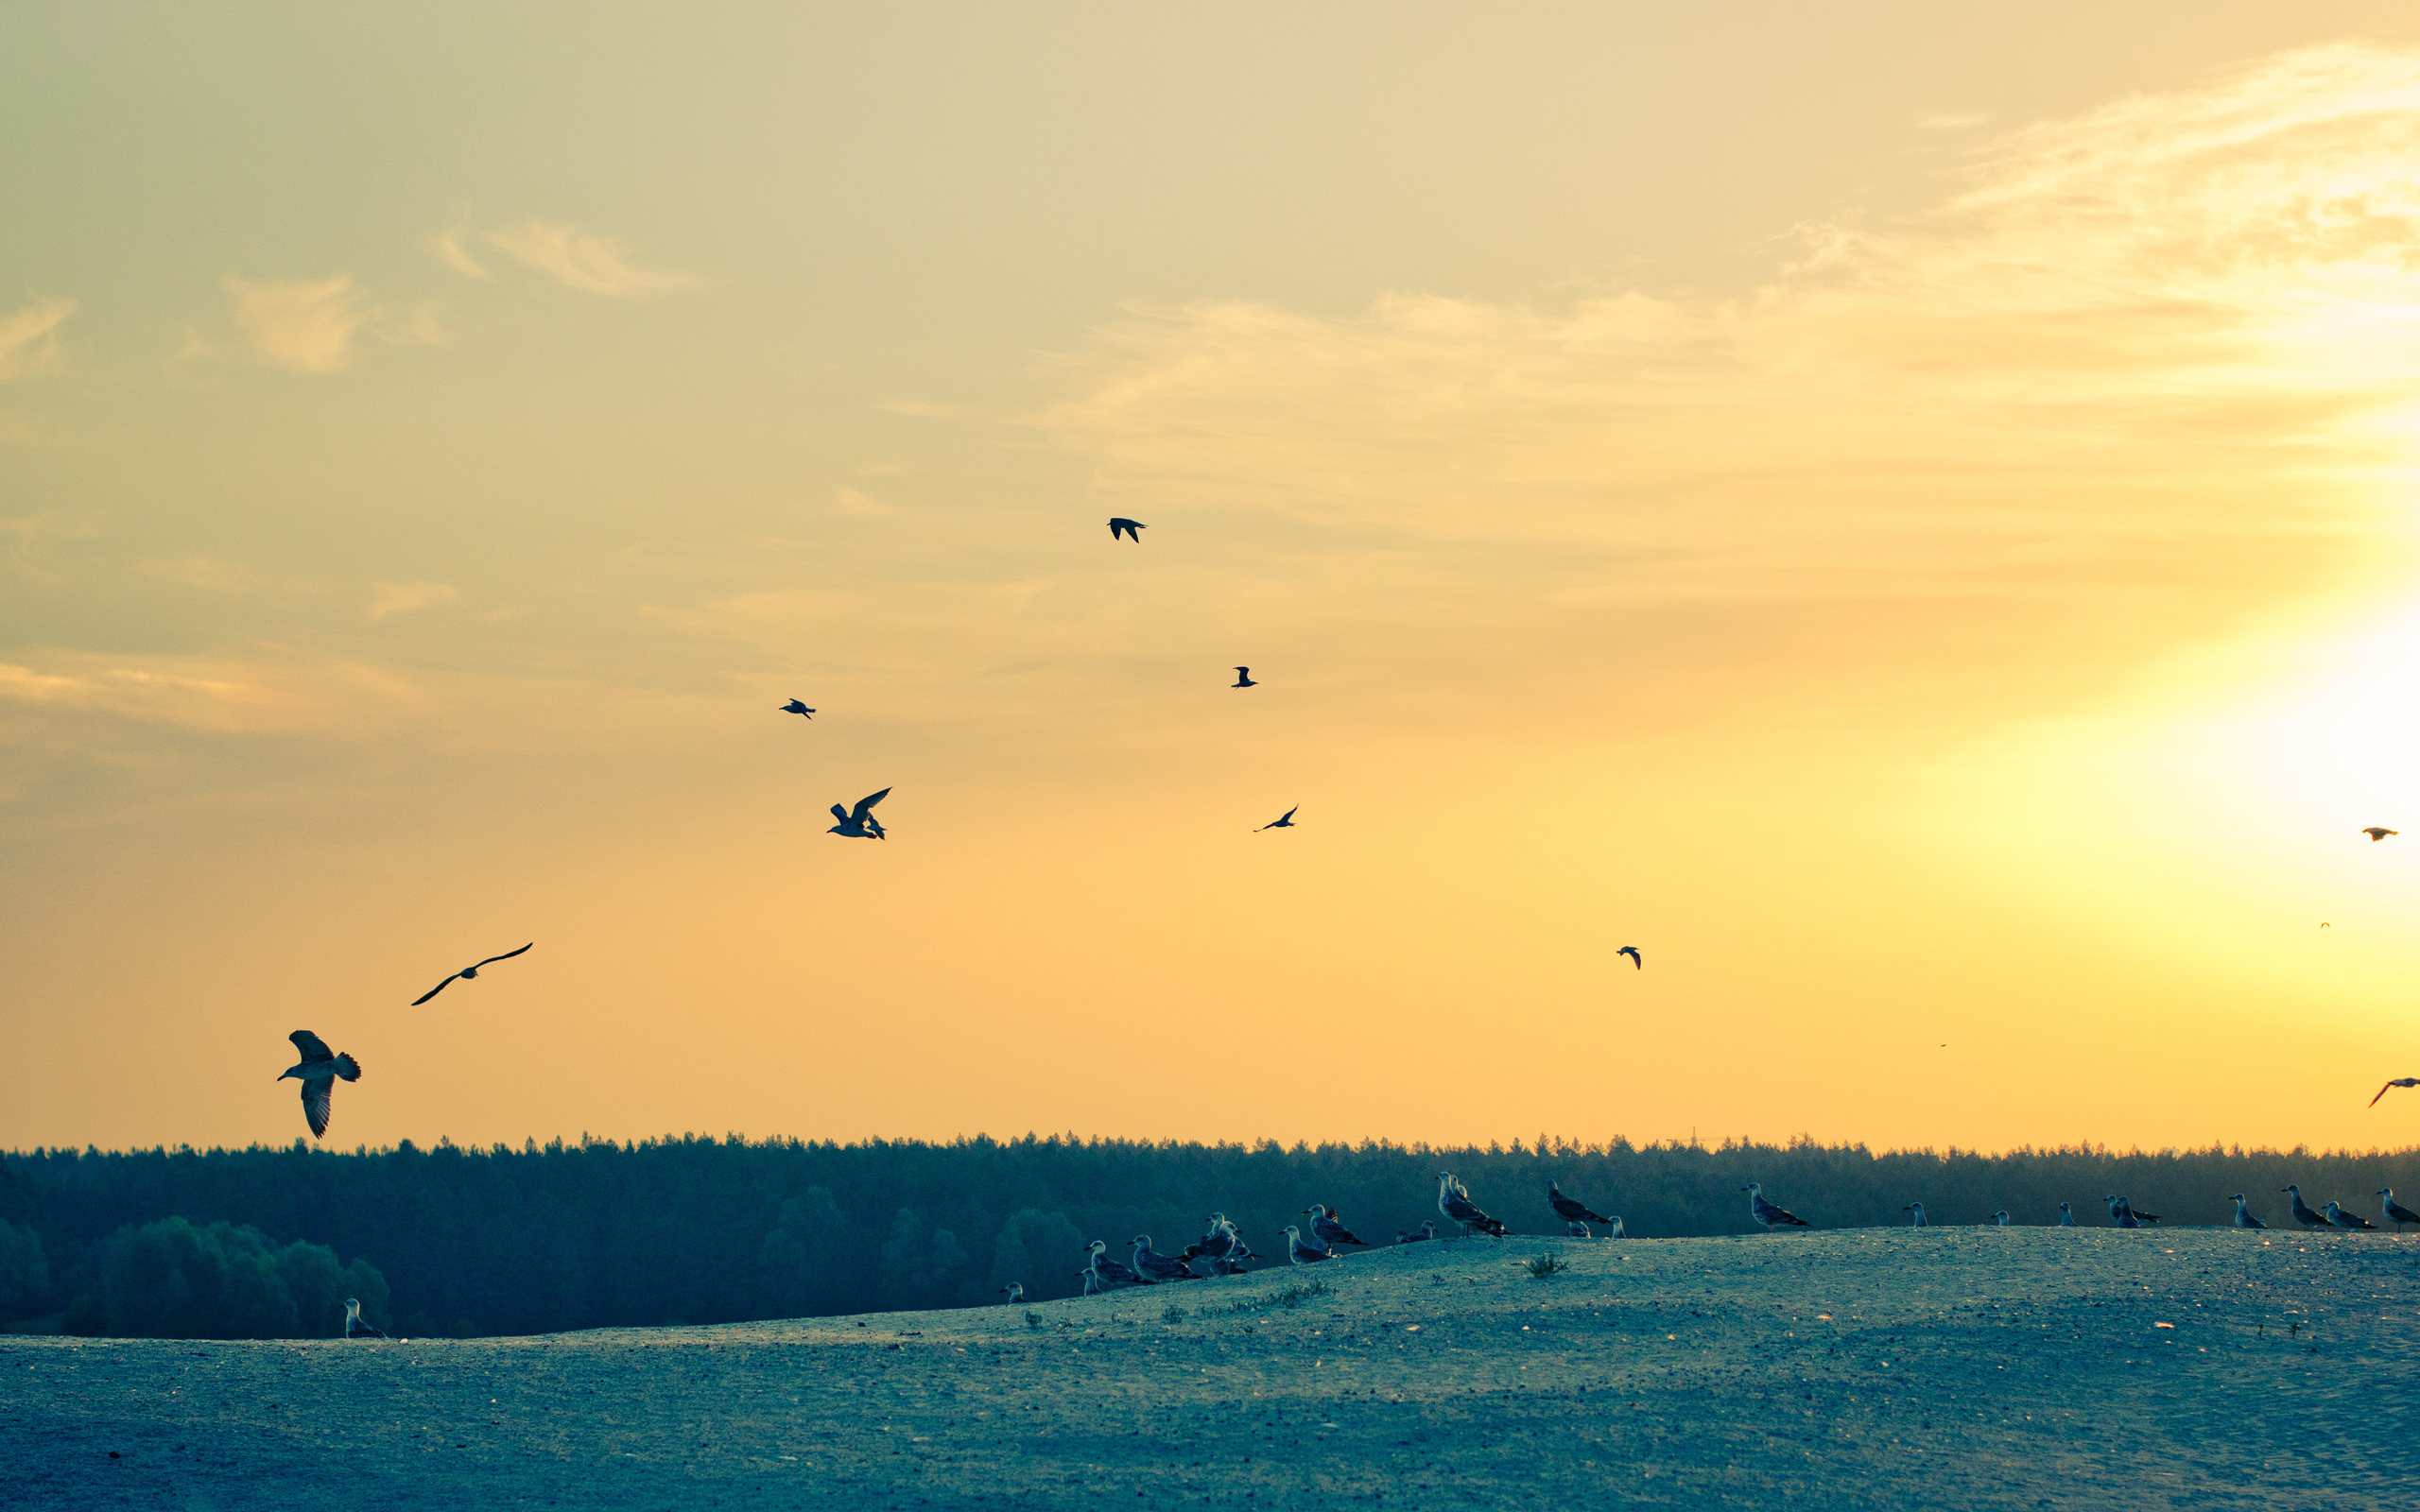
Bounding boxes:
1270 1279 1330 1309
1527 1254 1565 1279
1163 1304 1187 1324
1023 1311 1046 1330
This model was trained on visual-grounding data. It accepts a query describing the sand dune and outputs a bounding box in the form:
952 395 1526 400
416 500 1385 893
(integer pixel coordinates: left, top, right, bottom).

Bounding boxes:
7 1226 2412 1508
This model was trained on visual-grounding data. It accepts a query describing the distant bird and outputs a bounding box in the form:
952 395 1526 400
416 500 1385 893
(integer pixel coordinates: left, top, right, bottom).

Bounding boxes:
2325 1201 2377 1233
1616 946 1642 971
1547 1181 1615 1227
1131 1235 1197 1282
998 1282 1025 1304
1108 517 1145 543
2056 1201 2077 1227
2229 1194 2268 1230
278 1030 361 1140
409 942 533 1005
1255 805 1299 832
827 787 891 839
1079 1270 1101 1297
342 1297 386 1339
1185 1213 1252 1275
1437 1173 1508 1239
2104 1195 2159 1227
2379 1189 2420 1231
1992 1211 2010 1228
1232 667 1256 688
1085 1240 1150 1289
1394 1222 1437 1245
2371 1077 2420 1108
2284 1185 2328 1229
1903 1203 1928 1228
1306 1204 1368 1249
1565 1221 1591 1239
2364 827 2398 841
779 699 815 719
1742 1182 1809 1230
1283 1225 1333 1266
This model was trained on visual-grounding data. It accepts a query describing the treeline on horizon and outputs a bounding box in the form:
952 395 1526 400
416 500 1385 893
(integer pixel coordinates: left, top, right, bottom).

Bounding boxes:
5 1132 2416 1341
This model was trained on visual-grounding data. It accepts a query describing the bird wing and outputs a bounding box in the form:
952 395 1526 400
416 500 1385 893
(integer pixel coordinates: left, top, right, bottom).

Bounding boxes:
409 974 459 1006
301 1077 332 1139
852 788 891 822
830 803 853 824
2374 1080 2410 1107
472 943 533 971
288 1029 334 1063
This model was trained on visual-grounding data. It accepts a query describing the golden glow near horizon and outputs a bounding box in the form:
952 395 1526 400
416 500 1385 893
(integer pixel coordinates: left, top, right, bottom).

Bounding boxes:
10 9 2420 1156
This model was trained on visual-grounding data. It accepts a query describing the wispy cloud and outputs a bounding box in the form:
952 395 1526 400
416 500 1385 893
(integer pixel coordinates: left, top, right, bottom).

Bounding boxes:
225 276 372 372
482 219 699 297
138 557 277 593
0 295 77 380
433 229 491 280
366 581 460 620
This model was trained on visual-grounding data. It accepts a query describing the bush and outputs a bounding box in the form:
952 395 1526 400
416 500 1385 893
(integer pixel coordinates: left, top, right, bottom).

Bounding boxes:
0 1217 46 1319
96 1217 388 1339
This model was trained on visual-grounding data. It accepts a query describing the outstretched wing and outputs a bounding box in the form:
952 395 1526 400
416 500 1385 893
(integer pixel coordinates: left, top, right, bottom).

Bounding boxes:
852 788 892 823
409 973 459 1006
2377 1082 2396 1108
301 1077 332 1139
289 1029 334 1063
472 942 533 971
1617 946 1642 969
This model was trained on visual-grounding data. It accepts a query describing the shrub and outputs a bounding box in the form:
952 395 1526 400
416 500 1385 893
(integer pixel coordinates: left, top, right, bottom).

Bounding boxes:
1526 1254 1564 1278
96 1217 388 1339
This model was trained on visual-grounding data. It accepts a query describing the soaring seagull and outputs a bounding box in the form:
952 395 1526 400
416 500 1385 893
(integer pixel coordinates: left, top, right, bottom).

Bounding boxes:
1742 1182 1809 1230
779 699 815 719
1306 1204 1368 1249
2284 1185 2329 1229
2364 826 2399 841
2229 1194 2268 1230
828 787 891 839
1547 1181 1615 1227
1108 517 1145 542
1283 1225 1333 1266
1255 805 1299 832
2325 1201 2377 1232
1615 946 1641 971
1437 1173 1508 1238
1231 666 1256 688
410 942 533 1005
2371 1077 2420 1108
278 1030 361 1140
342 1297 386 1339
2379 1189 2420 1231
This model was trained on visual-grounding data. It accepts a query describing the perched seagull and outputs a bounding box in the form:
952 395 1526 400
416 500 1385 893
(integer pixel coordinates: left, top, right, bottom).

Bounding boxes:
2379 1189 2420 1231
827 787 891 839
998 1282 1025 1304
1283 1225 1333 1266
1108 517 1145 542
1085 1240 1150 1289
1616 946 1641 971
2363 827 2398 841
410 942 534 1005
1079 1270 1101 1297
1742 1182 1810 1230
1602 1215 1627 1239
1903 1203 1928 1228
2104 1195 2160 1227
1566 1221 1591 1239
1306 1204 1368 1249
342 1297 386 1339
1232 667 1256 688
1395 1221 1438 1245
2229 1194 2268 1230
2325 1201 2377 1232
2284 1185 2329 1229
1992 1211 2011 1228
2056 1202 2077 1227
1547 1182 1616 1227
1185 1217 1239 1272
1437 1173 1508 1239
1131 1235 1197 1282
278 1030 362 1140
2371 1077 2420 1108
1255 805 1299 833
779 699 815 719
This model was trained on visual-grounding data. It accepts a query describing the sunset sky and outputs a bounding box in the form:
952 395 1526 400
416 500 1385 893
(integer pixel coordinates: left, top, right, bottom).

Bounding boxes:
12 5 2420 1157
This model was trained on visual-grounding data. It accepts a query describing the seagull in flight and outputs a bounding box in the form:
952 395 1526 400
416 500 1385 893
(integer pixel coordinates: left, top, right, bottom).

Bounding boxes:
2371 1077 2419 1108
1108 517 1145 543
1742 1182 1809 1230
1255 805 1299 832
828 787 891 839
1232 667 1256 688
2364 826 2398 841
779 699 815 719
410 943 534 1005
1616 946 1642 971
278 1030 362 1140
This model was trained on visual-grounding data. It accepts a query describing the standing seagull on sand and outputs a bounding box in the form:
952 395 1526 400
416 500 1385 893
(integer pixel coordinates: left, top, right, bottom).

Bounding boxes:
2326 1201 2378 1232
1395 1221 1437 1245
1742 1182 1810 1230
779 699 815 719
1255 805 1299 833
1232 667 1256 688
2372 1077 2420 1108
1437 1173 1509 1238
2104 1195 2160 1227
1615 946 1641 971
410 942 533 1005
1992 1211 2010 1227
1306 1204 1368 1250
827 787 891 839
278 1031 362 1140
1548 1182 1616 1228
2363 826 2398 841
342 1297 386 1339
2379 1189 2420 1231
1108 517 1145 542
1085 1240 1150 1289
1283 1225 1333 1266
2230 1194 2268 1229
2056 1202 2077 1227
2285 1185 2329 1229
1132 1235 1196 1282
998 1282 1025 1304
1903 1203 1928 1228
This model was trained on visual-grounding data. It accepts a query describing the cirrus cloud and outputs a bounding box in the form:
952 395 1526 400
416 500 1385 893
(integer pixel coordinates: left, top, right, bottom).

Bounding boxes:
478 219 699 297
0 295 77 380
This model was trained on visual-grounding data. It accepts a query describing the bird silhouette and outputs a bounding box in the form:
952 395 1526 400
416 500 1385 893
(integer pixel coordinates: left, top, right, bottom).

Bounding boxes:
1108 518 1145 542
828 787 891 839
1743 1182 1809 1229
1547 1181 1615 1226
278 1030 361 1140
1616 946 1642 971
2229 1194 2267 1229
410 943 533 1005
2372 1077 2419 1108
1305 1204 1368 1248
779 699 815 719
2380 1189 2420 1230
2325 1201 2377 1232
1232 667 1256 688
1255 805 1298 832
2284 1185 2328 1229
2364 826 2398 841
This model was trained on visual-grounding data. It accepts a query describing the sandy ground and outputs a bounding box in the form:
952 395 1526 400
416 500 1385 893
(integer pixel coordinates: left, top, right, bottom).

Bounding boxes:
6 1225 2416 1510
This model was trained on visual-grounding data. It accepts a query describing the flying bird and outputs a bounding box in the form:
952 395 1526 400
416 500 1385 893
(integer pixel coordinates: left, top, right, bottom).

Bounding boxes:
828 787 891 839
2371 1077 2419 1108
1742 1182 1809 1230
1108 517 1145 542
410 943 534 1006
1305 1204 1368 1249
2379 1189 2420 1231
1232 667 1256 688
2229 1194 2267 1230
1616 946 1642 971
779 699 815 719
342 1297 387 1339
1547 1181 1615 1227
2364 827 2398 841
277 1030 361 1140
1255 805 1299 832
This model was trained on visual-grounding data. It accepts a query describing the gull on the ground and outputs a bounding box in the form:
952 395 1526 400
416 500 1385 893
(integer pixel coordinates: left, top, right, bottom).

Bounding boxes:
2372 1077 2420 1108
2363 826 2398 841
1306 1204 1368 1249
1079 1270 1101 1297
1616 946 1641 971
1132 1235 1197 1282
1742 1182 1809 1230
2229 1194 2268 1229
998 1282 1025 1303
1232 667 1256 688
1395 1221 1438 1244
1108 517 1145 542
1437 1173 1508 1238
1903 1202 1928 1228
1255 805 1299 832
342 1297 386 1339
2380 1189 2420 1230
779 699 815 718
277 1030 362 1140
1548 1181 1615 1227
1085 1239 1150 1289
1992 1211 2010 1227
1566 1221 1591 1239
2057 1201 2077 1227
410 942 534 1005
2325 1201 2377 1232
2104 1195 2159 1227
1283 1225 1333 1266
827 786 891 839
2284 1185 2329 1229
1602 1215 1627 1238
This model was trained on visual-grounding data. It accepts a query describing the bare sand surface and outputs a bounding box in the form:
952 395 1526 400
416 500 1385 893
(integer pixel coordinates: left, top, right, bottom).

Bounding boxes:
6 1226 2416 1509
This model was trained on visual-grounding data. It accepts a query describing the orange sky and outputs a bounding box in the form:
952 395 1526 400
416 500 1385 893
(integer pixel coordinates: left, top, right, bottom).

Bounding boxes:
10 7 2420 1155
